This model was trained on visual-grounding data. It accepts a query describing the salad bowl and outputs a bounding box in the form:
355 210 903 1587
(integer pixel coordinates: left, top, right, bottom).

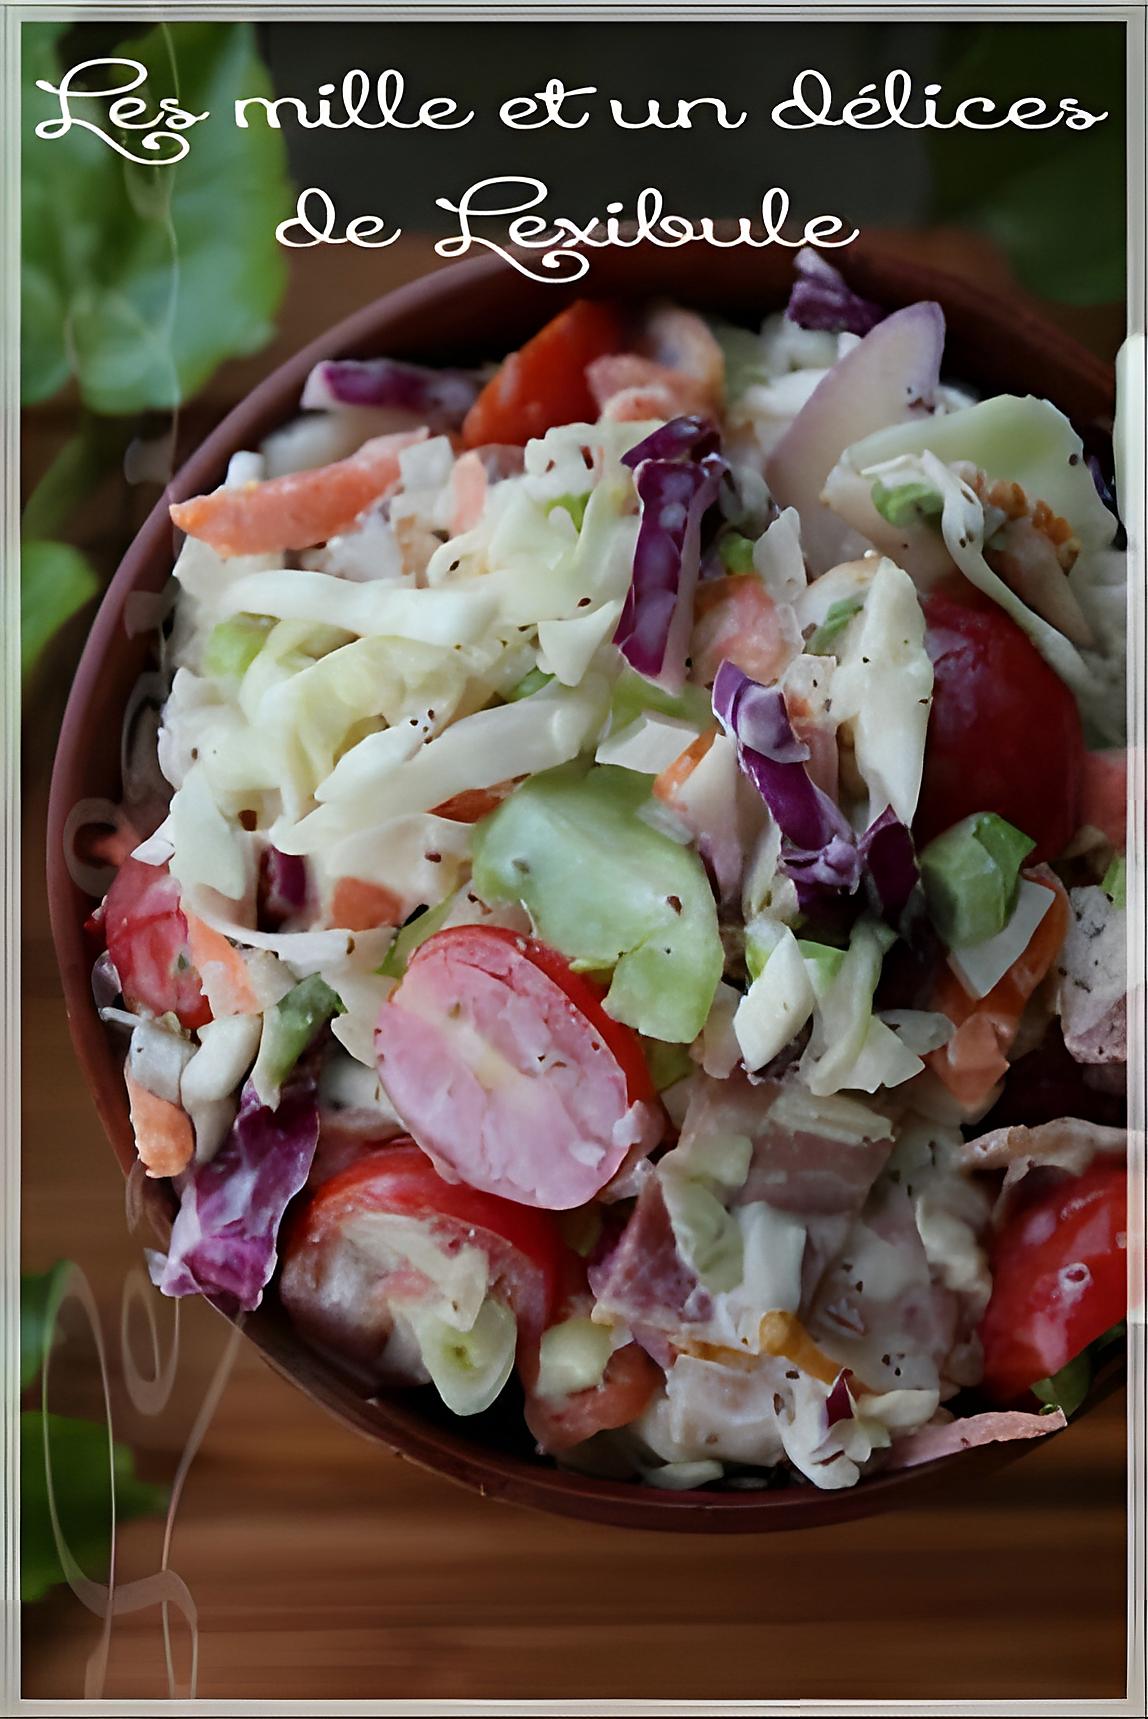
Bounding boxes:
47 239 1121 1531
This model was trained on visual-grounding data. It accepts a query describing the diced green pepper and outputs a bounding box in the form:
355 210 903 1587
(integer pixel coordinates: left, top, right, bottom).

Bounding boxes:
545 492 590 531
870 478 944 529
1101 855 1126 909
472 764 724 1043
920 812 1035 949
250 974 343 1107
377 898 454 979
203 613 274 679
719 532 756 574
805 596 864 656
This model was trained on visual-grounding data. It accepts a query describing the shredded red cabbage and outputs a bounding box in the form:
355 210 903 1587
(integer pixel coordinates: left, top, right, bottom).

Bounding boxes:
859 806 919 918
713 660 859 898
825 1369 855 1428
302 358 479 429
785 250 884 337
614 418 727 689
258 845 308 931
149 1066 320 1312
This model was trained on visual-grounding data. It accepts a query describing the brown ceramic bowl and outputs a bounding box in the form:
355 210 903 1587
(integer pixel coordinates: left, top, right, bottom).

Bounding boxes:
47 242 1118 1531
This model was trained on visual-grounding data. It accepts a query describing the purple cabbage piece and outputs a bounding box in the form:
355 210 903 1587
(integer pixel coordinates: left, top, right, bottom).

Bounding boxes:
785 249 884 337
824 1369 855 1429
150 1068 320 1312
713 660 859 895
258 845 308 931
620 414 720 470
859 806 919 918
614 441 726 690
302 358 479 430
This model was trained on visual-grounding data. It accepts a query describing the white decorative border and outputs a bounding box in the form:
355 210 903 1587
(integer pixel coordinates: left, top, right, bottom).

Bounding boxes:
2 2 1144 1715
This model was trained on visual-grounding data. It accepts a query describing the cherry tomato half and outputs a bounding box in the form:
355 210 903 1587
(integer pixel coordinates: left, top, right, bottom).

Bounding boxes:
525 1342 662 1454
978 1161 1127 1404
462 300 627 448
103 857 210 1030
918 589 1085 863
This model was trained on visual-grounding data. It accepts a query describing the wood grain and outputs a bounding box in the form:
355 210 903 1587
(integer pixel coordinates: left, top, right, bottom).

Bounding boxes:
20 236 1128 1704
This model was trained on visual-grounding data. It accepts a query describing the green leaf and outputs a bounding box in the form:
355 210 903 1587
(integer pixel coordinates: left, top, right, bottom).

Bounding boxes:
719 532 756 574
21 540 100 682
22 21 291 412
20 1264 69 1391
1032 1351 1092 1420
21 1411 168 1603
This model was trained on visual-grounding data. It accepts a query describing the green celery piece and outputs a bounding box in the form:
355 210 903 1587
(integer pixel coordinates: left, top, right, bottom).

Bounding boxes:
251 975 343 1101
806 596 864 657
870 478 944 528
609 667 713 736
203 613 275 679
1101 855 1126 909
506 667 555 702
719 533 756 574
472 764 724 1044
1032 1351 1092 1419
21 1411 167 1603
545 492 590 531
920 812 1034 948
643 1038 695 1092
377 898 454 979
796 939 847 984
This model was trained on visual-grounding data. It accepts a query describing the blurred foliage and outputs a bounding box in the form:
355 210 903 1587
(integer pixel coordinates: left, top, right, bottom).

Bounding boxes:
929 22 1125 306
20 19 292 680
20 1266 168 1605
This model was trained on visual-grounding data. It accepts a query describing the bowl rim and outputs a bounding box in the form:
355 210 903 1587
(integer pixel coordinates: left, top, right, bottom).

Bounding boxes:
46 243 1117 1532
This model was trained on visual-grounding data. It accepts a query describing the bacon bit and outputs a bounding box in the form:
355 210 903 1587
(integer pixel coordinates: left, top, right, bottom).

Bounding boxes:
329 876 405 932
430 783 515 823
448 449 488 536
125 1073 195 1179
185 914 257 1017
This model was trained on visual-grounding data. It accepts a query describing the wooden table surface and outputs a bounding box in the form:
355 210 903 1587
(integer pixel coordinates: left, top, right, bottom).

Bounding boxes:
20 236 1129 1706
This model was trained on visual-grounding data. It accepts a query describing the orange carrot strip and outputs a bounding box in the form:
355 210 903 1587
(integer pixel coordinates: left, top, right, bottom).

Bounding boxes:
169 429 428 557
185 914 258 1017
652 728 717 806
329 876 405 932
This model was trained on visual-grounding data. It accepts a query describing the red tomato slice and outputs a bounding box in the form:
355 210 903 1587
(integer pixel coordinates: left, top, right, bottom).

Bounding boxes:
461 301 627 448
374 926 658 1210
279 1140 567 1375
918 590 1085 863
978 1161 1127 1404
525 1342 662 1453
103 857 211 1030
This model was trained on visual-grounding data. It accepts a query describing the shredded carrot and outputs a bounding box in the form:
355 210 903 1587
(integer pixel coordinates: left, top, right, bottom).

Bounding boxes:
329 876 405 931
652 728 717 805
430 784 512 823
926 869 1071 1108
125 1073 195 1179
185 914 258 1017
169 429 427 557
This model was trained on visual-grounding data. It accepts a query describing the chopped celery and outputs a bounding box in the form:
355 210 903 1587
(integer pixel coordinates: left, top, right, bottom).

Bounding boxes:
412 1297 517 1416
805 596 863 656
472 763 723 1043
870 478 944 529
506 666 555 702
1032 1350 1091 1419
377 898 454 979
643 1037 694 1092
534 1317 614 1400
1102 855 1126 909
203 613 274 679
545 491 591 531
719 532 756 574
920 812 1034 948
250 974 343 1107
609 667 713 737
